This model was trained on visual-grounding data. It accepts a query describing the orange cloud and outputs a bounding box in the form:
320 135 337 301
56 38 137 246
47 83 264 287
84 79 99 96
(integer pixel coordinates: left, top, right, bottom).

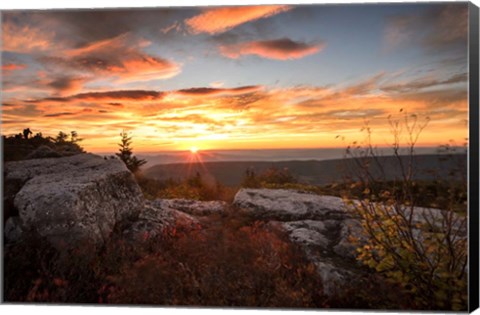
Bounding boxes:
42 34 181 83
185 5 290 34
44 112 76 118
2 63 27 71
220 38 324 60
2 77 467 152
1 21 55 53
47 76 89 96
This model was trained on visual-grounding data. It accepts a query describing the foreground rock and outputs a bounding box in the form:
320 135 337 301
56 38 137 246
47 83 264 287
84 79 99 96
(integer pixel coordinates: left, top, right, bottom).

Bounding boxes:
122 200 201 242
233 189 364 294
122 198 230 241
4 154 144 247
233 188 348 221
233 188 466 296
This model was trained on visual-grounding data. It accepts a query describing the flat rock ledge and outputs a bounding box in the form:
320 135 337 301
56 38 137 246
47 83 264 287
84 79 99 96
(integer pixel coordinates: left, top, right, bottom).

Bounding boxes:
4 154 144 247
233 188 349 221
232 188 466 296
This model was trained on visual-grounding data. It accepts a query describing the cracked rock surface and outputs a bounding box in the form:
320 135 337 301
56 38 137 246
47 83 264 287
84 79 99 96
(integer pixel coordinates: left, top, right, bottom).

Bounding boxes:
4 154 144 247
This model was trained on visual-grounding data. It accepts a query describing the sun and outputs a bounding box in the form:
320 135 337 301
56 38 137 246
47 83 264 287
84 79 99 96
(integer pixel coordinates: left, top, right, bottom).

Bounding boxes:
190 146 198 154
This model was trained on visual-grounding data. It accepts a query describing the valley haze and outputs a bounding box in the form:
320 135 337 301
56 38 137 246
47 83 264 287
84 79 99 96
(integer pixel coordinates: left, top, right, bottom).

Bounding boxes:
114 147 444 167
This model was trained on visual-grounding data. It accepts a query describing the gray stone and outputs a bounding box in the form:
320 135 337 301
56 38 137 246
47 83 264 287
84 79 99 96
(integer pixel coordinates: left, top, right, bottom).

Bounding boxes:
4 154 144 247
333 218 365 259
123 200 200 242
4 216 24 243
282 220 331 250
233 188 348 221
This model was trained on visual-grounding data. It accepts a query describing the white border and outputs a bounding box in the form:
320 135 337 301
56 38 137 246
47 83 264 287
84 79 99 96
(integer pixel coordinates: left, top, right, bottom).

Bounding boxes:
0 1 479 315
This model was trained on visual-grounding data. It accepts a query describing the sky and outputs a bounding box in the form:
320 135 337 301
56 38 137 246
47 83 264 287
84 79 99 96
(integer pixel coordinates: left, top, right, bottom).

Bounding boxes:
1 3 470 153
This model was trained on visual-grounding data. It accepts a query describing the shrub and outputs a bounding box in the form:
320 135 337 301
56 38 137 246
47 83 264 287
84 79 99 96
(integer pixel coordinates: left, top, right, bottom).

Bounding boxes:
105 217 325 307
4 213 326 307
343 112 468 310
241 166 297 188
136 173 237 202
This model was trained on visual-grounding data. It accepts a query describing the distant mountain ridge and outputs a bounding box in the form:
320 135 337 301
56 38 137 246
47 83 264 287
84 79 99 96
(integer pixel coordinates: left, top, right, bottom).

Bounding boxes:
144 154 467 187
135 147 443 167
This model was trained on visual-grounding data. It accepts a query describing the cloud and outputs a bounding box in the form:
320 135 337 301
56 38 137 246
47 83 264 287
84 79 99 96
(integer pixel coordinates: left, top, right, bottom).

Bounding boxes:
209 81 224 88
2 63 27 72
2 104 43 117
3 73 467 151
390 89 467 109
176 85 263 96
2 9 194 53
385 4 468 52
74 90 165 101
219 38 324 60
161 114 225 126
47 76 90 95
36 90 165 103
39 34 181 83
381 73 467 93
342 72 385 95
44 112 76 118
185 5 290 34
27 85 261 106
326 109 386 119
216 92 268 109
1 20 56 53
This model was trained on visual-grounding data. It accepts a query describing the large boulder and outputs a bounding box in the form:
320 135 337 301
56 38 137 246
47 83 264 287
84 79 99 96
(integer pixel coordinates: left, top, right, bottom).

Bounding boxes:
233 188 348 221
4 154 144 247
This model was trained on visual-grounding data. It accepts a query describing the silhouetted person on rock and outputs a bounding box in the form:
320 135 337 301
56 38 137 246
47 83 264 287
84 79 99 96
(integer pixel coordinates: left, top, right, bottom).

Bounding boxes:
23 128 32 140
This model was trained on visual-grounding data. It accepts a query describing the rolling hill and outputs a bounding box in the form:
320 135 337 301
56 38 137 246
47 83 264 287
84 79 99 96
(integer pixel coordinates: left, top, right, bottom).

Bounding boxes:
143 154 467 187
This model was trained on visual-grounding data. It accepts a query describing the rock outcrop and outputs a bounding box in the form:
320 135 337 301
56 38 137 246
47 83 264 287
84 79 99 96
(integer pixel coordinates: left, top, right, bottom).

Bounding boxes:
233 188 466 296
233 189 362 295
4 154 144 247
122 200 201 242
233 188 347 221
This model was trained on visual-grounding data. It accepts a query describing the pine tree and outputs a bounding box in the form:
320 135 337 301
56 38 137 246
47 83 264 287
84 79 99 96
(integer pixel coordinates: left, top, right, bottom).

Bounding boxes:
116 130 146 173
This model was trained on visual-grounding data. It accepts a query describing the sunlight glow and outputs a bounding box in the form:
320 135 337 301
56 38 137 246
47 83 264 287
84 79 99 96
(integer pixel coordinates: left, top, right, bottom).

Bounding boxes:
190 146 198 154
